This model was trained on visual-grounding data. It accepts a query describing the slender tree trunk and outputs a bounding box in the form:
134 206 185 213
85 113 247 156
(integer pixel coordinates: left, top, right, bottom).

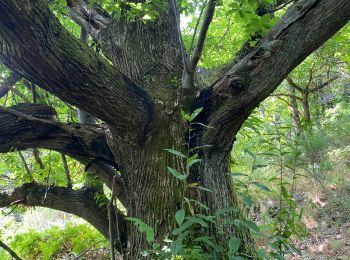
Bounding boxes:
288 86 302 134
301 94 311 123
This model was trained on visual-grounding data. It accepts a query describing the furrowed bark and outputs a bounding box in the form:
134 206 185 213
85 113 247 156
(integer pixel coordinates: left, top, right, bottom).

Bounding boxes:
0 0 154 143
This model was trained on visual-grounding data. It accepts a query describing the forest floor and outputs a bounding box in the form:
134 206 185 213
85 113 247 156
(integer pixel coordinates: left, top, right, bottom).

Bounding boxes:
288 181 350 260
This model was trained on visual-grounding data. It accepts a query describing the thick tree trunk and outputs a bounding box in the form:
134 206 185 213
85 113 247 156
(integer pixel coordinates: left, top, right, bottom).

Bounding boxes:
107 114 185 258
1 0 350 259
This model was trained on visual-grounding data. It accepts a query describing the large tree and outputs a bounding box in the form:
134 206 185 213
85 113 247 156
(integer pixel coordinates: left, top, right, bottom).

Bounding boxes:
0 0 349 258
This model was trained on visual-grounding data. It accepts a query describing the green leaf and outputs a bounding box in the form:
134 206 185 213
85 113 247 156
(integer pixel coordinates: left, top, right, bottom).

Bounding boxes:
190 107 203 121
187 216 208 227
181 109 192 122
175 209 185 226
252 164 268 171
195 186 213 193
241 220 260 233
243 196 254 207
167 167 187 180
281 185 290 201
228 236 241 253
172 220 194 235
229 172 249 177
250 181 270 192
164 149 187 158
146 228 154 242
143 14 152 20
187 159 202 168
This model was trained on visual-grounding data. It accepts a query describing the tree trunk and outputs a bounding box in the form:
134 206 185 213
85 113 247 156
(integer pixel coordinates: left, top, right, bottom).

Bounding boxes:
120 114 186 258
289 86 302 134
301 94 311 123
1 0 350 259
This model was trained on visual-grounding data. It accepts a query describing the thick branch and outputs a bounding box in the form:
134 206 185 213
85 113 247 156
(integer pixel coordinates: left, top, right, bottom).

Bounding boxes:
201 0 350 150
0 0 154 143
0 103 127 203
66 0 111 40
0 104 115 166
0 182 127 251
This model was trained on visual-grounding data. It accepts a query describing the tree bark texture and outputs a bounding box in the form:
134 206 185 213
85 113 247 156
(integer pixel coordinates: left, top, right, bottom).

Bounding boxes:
0 0 350 258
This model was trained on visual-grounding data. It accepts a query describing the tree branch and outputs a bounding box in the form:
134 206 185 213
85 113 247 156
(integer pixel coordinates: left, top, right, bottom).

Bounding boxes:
0 72 21 99
200 0 350 151
66 0 111 40
0 182 127 251
0 103 128 204
0 0 154 142
270 93 302 101
308 75 340 93
0 104 115 166
0 240 22 260
286 76 304 93
61 153 73 188
183 0 217 88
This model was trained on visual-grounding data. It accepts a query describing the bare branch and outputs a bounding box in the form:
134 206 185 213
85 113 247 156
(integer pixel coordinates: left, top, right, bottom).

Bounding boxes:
0 103 127 203
18 151 33 181
182 0 217 88
308 76 340 93
189 0 217 71
0 240 22 260
270 93 302 101
61 154 72 188
286 76 304 93
66 0 111 40
0 72 21 99
198 0 350 152
33 149 45 169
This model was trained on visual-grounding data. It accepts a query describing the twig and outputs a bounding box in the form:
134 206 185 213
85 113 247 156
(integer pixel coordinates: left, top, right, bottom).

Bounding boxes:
73 240 104 259
18 151 33 181
61 153 72 188
108 176 118 260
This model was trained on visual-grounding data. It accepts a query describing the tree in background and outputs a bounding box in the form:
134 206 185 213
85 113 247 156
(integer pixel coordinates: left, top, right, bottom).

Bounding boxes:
0 0 350 258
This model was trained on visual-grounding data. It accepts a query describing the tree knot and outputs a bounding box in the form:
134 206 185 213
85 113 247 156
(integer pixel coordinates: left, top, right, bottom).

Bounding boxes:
226 76 245 94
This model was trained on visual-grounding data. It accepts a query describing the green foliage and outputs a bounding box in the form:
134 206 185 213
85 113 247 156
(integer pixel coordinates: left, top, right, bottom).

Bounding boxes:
0 222 108 260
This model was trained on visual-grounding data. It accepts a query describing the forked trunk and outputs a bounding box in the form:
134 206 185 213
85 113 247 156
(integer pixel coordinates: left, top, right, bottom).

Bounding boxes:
108 113 256 258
